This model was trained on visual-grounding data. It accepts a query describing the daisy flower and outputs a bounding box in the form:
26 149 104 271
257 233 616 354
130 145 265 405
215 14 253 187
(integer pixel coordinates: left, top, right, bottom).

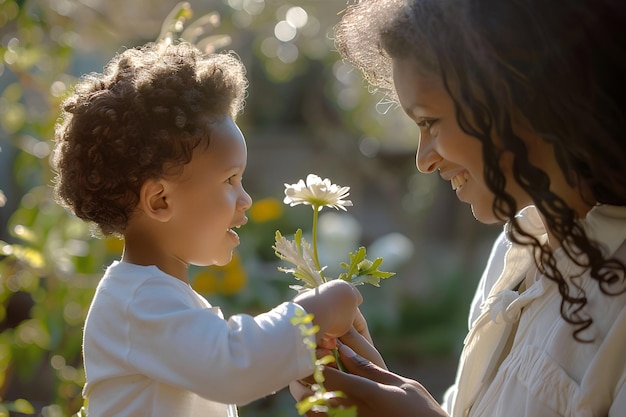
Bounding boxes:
275 174 394 285
275 174 394 417
284 174 353 212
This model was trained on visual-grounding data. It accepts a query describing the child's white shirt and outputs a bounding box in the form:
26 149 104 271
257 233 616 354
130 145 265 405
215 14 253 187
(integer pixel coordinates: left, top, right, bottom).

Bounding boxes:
82 261 315 417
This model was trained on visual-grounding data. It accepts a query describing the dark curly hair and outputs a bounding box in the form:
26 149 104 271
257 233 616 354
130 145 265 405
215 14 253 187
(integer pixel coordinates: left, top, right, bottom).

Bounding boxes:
52 40 248 236
334 0 626 340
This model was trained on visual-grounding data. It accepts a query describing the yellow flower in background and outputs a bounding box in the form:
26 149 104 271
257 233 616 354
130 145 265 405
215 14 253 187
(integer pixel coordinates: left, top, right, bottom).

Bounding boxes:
249 198 283 223
104 236 124 254
217 252 248 295
1 244 44 270
192 252 247 295
218 269 246 295
283 174 353 212
192 269 218 294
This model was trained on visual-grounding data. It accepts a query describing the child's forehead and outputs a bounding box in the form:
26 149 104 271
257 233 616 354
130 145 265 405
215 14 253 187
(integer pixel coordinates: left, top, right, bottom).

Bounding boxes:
183 117 247 171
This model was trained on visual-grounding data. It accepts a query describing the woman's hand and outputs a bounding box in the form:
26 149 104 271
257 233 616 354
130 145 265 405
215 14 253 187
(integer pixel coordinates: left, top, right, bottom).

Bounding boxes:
327 343 448 417
352 307 373 344
310 343 449 417
339 308 387 369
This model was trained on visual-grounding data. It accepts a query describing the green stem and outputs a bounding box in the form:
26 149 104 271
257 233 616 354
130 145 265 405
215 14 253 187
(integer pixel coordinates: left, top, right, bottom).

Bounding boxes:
311 206 325 282
333 347 347 373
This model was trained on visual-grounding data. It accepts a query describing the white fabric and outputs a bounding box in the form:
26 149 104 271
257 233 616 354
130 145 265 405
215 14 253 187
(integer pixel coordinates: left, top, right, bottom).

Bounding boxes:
442 205 626 417
82 261 315 417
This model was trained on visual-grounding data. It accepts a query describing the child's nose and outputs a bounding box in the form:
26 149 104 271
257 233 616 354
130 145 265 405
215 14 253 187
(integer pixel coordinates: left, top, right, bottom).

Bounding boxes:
239 189 252 210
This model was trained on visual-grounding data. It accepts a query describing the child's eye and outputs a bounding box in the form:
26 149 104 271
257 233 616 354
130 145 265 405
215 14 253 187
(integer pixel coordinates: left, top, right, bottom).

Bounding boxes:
226 175 243 185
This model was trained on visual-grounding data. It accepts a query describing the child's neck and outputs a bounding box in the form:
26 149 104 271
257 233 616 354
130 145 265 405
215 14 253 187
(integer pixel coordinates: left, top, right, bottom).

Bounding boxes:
122 234 190 283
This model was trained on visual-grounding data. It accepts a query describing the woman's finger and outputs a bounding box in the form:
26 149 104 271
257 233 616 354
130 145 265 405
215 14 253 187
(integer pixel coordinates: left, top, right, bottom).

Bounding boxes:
352 307 373 343
338 331 387 369
332 343 403 387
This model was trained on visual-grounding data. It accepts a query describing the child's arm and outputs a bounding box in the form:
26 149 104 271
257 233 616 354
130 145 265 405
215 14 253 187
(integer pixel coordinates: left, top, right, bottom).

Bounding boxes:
86 277 359 406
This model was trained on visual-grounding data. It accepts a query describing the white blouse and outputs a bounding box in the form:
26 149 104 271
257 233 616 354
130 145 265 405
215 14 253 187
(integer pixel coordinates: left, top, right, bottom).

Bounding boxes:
443 205 626 417
83 261 315 417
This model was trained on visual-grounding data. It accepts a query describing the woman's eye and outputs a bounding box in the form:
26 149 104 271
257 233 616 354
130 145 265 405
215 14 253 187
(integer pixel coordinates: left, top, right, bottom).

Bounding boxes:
416 118 437 129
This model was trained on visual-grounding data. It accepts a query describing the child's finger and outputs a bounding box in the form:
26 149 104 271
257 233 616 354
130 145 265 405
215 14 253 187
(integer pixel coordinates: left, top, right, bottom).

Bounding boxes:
318 336 337 350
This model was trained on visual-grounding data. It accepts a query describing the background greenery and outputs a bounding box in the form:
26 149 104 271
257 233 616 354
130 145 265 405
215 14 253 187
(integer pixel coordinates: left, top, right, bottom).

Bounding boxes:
0 0 500 415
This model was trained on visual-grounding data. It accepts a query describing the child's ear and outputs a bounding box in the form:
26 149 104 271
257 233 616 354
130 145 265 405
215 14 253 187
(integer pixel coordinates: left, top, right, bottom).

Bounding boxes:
138 178 172 222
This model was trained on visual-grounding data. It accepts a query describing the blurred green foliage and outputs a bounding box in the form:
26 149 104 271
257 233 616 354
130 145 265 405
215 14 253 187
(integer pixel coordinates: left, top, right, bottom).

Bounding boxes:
0 0 99 414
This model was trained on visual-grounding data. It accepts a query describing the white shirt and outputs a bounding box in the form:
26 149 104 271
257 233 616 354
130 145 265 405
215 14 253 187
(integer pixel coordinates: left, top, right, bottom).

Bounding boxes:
443 205 626 417
82 261 315 417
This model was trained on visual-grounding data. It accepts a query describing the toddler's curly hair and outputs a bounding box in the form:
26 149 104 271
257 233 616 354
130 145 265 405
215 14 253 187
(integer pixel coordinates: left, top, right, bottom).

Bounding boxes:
52 40 248 236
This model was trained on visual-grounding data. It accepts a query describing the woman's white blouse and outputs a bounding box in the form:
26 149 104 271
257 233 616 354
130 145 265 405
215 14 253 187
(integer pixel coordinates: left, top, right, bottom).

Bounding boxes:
443 205 626 417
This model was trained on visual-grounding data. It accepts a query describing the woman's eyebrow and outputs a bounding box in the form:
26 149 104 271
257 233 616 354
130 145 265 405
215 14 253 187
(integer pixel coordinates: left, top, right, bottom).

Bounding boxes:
405 102 433 117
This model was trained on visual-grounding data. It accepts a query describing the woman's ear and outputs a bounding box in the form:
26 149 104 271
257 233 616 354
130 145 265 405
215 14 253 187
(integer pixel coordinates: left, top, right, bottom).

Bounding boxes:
138 178 173 222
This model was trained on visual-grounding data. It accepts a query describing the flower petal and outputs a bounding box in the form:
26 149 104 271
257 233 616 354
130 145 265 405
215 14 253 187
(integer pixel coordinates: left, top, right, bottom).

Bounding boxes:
273 231 324 288
283 174 353 211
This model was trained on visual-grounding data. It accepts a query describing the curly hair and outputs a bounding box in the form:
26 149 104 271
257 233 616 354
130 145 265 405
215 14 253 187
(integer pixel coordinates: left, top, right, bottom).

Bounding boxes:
334 0 626 340
52 40 248 236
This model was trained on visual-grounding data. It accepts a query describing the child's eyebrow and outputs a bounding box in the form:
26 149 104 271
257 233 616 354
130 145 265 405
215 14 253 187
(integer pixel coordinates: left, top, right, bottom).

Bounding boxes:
225 164 246 175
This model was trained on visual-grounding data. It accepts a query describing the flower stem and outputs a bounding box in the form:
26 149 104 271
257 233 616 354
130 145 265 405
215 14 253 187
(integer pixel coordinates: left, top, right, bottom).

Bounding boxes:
333 347 347 373
311 206 325 282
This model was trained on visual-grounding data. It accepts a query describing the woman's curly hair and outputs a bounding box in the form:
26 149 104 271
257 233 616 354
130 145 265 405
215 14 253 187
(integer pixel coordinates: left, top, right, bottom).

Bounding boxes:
52 40 248 236
334 0 626 340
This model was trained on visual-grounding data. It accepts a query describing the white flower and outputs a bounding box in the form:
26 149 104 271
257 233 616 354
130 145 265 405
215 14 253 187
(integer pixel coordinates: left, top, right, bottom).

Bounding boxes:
284 174 353 212
273 230 325 289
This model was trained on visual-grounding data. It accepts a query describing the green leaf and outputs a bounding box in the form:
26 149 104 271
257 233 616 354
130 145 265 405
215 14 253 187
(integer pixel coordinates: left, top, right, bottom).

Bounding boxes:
180 12 221 43
156 1 194 42
1 243 45 269
294 228 304 255
338 246 367 281
328 406 358 417
315 355 336 366
338 248 395 286
5 399 35 414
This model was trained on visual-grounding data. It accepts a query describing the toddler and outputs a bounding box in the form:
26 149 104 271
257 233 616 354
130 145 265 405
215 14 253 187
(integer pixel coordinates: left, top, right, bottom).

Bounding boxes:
52 40 359 417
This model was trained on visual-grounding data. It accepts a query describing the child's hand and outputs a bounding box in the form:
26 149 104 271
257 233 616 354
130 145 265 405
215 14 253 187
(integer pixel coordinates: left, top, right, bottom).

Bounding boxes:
293 280 361 347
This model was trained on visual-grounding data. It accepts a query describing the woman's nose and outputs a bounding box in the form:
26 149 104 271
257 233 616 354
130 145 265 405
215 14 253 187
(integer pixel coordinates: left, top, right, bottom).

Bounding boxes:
415 138 441 173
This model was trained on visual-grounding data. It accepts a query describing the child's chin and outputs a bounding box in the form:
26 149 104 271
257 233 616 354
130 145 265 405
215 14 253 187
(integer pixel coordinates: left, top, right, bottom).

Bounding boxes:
193 254 232 268
213 253 234 267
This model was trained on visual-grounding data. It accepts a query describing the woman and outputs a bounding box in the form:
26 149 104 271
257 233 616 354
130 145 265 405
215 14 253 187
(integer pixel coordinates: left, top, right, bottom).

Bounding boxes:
294 0 626 416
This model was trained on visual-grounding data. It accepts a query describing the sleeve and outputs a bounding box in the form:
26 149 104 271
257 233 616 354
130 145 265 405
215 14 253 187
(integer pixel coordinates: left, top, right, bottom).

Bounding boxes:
605 306 626 416
610 380 626 417
467 230 510 328
125 278 315 405
441 229 509 411
441 385 457 415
